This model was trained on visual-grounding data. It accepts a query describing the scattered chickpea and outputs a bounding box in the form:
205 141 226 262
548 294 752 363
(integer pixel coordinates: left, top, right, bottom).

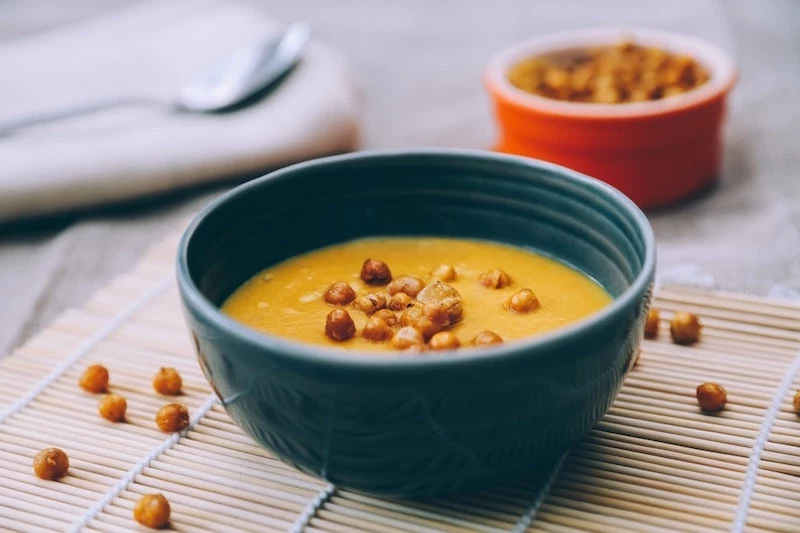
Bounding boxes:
32 447 69 480
156 403 190 433
152 367 183 396
473 330 503 347
387 292 414 311
480 269 512 289
98 394 127 422
696 382 727 412
79 364 109 393
325 309 356 341
362 316 394 342
430 264 456 282
387 276 426 298
390 326 425 351
429 331 461 351
323 281 356 306
792 390 800 415
352 292 387 316
360 258 392 285
644 307 660 339
372 309 398 327
423 297 464 328
670 312 702 345
505 288 540 313
134 493 171 529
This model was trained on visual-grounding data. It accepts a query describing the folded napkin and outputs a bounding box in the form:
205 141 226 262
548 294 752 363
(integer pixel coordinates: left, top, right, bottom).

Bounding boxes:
0 0 360 222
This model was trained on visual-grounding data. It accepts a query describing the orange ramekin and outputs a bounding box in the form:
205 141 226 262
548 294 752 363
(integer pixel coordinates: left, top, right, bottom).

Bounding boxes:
485 28 737 209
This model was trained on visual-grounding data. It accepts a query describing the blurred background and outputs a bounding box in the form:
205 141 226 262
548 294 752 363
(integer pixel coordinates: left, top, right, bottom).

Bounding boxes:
1 0 798 358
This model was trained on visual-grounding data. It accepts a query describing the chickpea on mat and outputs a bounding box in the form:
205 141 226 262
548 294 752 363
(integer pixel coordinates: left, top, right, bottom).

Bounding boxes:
134 493 171 529
792 390 800 415
156 403 190 433
98 394 127 422
79 364 109 393
671 311 702 345
644 307 659 339
696 382 727 412
32 448 69 480
153 367 183 396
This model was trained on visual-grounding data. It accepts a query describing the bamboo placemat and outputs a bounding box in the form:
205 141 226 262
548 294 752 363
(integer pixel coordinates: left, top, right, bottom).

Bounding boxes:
2 229 800 533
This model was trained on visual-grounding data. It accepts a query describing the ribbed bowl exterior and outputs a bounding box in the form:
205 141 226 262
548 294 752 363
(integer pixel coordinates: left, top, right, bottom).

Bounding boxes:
177 150 655 497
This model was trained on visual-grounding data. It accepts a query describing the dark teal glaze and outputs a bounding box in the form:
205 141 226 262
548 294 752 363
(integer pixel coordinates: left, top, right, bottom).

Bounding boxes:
177 149 656 497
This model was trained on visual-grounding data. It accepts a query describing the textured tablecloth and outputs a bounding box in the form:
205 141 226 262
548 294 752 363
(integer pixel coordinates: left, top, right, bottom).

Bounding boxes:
1 0 799 357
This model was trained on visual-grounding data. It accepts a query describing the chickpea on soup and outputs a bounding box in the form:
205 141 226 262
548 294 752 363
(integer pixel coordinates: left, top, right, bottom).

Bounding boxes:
222 237 611 353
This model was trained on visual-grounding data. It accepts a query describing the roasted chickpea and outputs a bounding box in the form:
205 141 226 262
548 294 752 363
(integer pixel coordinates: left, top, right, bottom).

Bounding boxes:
323 281 356 306
696 382 727 412
352 292 387 316
391 327 425 351
644 307 660 339
429 331 461 351
396 305 441 339
360 258 392 285
505 288 540 313
670 312 702 345
156 403 190 433
98 394 127 422
79 364 109 393
423 297 464 328
372 309 398 327
430 264 456 282
400 304 423 327
387 276 426 298
792 390 800 415
480 269 512 289
152 367 182 396
134 493 171 529
32 447 69 480
387 292 414 311
325 309 356 341
414 316 445 340
472 330 503 347
362 316 394 342
416 281 461 304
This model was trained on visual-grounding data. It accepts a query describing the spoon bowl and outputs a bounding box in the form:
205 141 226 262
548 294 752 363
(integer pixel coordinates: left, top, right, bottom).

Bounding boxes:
177 22 310 113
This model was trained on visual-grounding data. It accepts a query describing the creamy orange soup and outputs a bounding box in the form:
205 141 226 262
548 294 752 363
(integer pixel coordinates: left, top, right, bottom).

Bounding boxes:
222 237 611 352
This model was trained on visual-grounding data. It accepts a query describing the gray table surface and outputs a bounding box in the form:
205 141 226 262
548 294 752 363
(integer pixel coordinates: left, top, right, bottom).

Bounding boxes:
2 0 799 358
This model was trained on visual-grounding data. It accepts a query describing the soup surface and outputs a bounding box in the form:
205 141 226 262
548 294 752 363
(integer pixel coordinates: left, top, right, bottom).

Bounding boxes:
222 237 611 352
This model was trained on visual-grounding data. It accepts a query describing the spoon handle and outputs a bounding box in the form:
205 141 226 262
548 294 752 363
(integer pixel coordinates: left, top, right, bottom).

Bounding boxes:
0 97 161 136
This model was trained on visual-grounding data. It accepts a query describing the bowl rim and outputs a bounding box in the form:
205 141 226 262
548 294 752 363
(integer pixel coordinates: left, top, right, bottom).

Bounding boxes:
177 148 656 370
485 27 737 119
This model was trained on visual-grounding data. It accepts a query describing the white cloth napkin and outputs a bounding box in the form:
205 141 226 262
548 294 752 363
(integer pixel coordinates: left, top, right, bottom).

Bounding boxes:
0 0 361 222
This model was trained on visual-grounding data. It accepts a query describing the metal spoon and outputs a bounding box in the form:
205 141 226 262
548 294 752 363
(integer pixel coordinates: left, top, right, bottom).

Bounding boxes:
0 23 310 136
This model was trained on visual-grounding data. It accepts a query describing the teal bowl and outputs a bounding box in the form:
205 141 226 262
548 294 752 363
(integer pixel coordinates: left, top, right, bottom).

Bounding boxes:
177 149 655 497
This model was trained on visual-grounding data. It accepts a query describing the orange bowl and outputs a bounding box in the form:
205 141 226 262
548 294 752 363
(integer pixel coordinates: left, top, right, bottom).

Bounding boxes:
485 28 737 209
